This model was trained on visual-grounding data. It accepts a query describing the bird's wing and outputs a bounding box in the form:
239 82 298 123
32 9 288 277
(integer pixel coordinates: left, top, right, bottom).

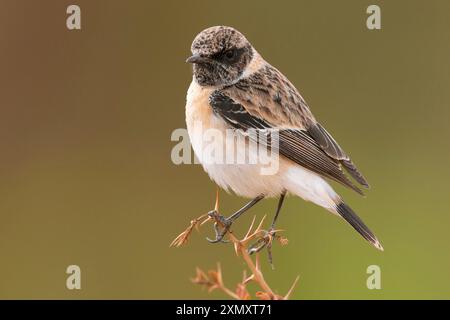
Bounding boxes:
210 67 369 194
306 122 369 187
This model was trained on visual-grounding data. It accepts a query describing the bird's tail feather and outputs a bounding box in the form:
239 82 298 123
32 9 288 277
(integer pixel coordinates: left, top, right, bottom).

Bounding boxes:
335 201 383 251
341 159 370 189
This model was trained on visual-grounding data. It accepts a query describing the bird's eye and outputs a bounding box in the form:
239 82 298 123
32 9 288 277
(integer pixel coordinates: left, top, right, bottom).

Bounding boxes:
223 49 237 61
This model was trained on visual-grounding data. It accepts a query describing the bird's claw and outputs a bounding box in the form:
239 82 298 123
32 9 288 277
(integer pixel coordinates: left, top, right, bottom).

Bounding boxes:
248 229 271 254
248 228 278 268
206 210 231 243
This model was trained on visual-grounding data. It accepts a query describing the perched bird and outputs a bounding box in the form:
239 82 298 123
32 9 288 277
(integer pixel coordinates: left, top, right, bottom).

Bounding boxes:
185 26 383 251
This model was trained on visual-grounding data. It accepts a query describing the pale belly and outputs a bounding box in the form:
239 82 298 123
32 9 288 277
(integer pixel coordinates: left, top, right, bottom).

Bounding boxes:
185 80 285 198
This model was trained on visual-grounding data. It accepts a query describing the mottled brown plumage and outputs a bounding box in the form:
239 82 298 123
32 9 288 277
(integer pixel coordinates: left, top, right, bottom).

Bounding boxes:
217 63 369 193
185 26 382 250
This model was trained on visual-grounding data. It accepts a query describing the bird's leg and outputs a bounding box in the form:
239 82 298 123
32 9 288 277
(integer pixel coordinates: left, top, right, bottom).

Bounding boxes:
248 192 286 266
270 191 286 232
207 195 264 243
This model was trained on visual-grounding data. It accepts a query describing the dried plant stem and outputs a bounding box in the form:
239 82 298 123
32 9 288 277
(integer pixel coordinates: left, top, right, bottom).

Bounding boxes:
229 232 274 297
219 283 241 300
171 189 298 300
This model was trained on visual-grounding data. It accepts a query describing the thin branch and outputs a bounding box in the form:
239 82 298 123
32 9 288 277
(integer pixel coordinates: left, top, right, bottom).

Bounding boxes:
172 190 299 300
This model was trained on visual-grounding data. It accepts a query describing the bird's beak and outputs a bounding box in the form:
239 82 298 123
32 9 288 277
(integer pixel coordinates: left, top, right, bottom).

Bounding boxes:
186 54 209 64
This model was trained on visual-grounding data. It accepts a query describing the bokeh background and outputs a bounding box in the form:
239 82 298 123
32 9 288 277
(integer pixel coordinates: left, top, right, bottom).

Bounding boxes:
0 0 449 299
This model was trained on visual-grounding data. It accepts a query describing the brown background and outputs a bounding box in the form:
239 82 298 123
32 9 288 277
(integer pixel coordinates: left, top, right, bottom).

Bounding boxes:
0 0 449 299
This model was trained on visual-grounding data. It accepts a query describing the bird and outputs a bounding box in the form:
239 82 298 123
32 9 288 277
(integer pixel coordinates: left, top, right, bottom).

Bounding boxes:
185 26 383 251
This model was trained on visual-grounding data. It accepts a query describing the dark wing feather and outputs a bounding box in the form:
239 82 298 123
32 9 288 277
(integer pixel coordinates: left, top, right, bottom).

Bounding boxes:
209 91 364 195
209 91 269 130
306 123 346 159
307 122 369 187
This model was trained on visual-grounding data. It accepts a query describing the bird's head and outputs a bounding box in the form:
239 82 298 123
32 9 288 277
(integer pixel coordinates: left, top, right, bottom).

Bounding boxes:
187 26 254 87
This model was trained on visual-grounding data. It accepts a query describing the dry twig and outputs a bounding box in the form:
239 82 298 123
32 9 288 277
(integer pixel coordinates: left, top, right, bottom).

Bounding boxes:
171 189 299 300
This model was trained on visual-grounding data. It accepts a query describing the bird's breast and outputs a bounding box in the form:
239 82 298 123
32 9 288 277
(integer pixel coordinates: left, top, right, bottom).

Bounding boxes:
185 79 216 131
185 79 285 198
185 79 228 165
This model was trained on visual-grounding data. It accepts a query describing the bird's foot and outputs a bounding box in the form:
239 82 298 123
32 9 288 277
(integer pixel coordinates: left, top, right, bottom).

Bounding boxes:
206 210 232 243
248 227 276 254
248 228 278 268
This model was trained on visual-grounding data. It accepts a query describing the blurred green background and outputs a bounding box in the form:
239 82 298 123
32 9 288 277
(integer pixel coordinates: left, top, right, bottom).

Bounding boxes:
0 0 449 299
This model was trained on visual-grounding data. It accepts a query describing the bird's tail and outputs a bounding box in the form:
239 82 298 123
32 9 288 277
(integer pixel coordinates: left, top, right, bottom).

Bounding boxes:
335 201 383 251
283 166 383 251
